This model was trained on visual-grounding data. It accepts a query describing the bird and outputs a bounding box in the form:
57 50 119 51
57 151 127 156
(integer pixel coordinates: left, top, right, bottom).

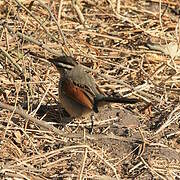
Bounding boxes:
48 56 138 118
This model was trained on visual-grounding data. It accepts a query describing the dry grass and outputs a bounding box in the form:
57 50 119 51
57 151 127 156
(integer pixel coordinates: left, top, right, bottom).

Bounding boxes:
0 0 180 179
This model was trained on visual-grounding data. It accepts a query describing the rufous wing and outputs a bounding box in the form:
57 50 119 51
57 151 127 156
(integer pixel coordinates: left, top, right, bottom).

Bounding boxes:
63 80 93 110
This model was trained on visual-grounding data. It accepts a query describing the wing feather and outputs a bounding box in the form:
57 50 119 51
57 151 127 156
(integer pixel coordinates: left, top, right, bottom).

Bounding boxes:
63 80 93 109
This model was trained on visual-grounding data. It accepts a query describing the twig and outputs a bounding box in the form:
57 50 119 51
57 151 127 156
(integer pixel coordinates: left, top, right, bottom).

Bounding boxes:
155 104 180 134
72 0 85 25
0 102 63 135
0 47 22 73
78 147 87 180
3 24 62 56
37 0 72 56
14 0 57 42
140 156 166 180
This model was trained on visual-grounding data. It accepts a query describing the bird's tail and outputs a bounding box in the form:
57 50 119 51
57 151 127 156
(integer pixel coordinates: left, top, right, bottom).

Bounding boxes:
93 95 139 113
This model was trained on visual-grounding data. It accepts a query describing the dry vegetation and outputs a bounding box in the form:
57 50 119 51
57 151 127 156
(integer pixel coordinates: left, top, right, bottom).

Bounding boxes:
0 0 180 179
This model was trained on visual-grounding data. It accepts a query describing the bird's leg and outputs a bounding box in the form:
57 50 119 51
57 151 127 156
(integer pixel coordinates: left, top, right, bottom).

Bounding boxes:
93 96 99 113
89 112 95 134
